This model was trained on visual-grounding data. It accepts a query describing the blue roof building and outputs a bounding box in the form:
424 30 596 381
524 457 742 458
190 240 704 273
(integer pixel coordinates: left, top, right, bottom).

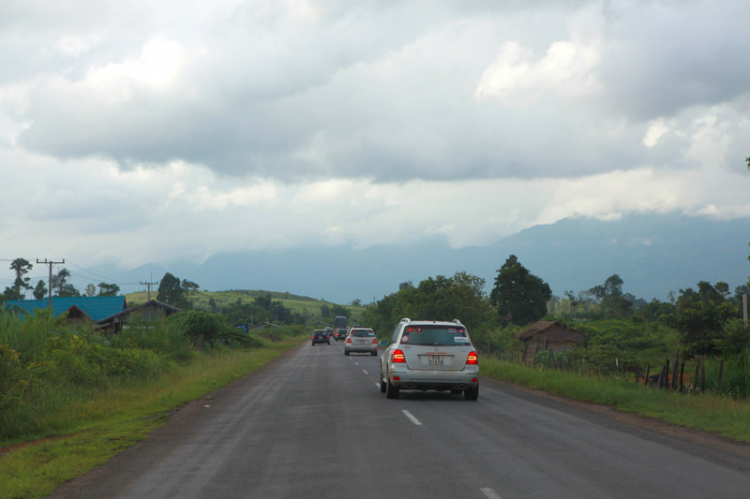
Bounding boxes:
4 296 128 322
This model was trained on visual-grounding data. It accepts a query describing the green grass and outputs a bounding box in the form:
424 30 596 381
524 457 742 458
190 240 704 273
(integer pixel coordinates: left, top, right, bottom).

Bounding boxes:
0 338 304 499
126 289 365 321
482 357 750 442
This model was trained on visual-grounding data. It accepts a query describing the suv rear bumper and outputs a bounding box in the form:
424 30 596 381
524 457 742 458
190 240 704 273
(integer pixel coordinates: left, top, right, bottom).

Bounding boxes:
387 366 478 389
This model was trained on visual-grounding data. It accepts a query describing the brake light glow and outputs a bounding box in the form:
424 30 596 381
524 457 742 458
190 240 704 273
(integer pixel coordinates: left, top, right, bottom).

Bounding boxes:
372 338 378 344
466 351 478 365
392 349 406 363
346 338 351 343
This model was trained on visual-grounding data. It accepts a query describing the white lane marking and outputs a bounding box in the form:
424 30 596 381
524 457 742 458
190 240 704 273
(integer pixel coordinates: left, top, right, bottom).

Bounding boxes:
401 410 422 426
362 369 369 375
354 362 359 366
480 488 502 499
375 383 380 389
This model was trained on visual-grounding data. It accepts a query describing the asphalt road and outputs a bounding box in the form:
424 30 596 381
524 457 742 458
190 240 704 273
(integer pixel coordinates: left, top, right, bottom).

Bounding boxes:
51 341 750 498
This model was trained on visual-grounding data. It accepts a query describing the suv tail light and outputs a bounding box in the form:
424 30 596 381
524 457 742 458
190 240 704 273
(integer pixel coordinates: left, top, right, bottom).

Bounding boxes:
372 338 378 344
391 349 406 363
466 351 478 365
346 338 351 343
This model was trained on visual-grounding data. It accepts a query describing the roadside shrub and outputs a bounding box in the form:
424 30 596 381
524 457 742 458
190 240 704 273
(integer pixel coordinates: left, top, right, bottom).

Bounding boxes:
107 320 196 363
0 308 65 364
43 334 172 387
167 311 261 350
256 324 306 342
471 324 522 357
702 349 750 398
0 343 21 409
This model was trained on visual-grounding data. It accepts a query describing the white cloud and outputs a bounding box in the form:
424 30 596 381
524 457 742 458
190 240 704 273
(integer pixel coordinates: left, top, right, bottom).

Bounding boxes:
643 118 672 148
476 37 602 105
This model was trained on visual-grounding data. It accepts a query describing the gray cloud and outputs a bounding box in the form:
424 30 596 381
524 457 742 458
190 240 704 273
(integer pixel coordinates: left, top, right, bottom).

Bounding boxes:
4 0 750 184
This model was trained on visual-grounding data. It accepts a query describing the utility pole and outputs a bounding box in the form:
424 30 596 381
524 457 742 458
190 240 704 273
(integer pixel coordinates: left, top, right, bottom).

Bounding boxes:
140 274 159 302
36 259 64 308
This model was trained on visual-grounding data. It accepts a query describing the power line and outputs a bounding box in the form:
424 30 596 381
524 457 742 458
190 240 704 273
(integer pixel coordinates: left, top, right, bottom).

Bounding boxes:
65 260 139 286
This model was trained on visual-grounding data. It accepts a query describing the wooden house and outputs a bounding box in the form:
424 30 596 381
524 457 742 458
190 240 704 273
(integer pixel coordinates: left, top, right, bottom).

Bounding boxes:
96 299 181 332
516 320 586 363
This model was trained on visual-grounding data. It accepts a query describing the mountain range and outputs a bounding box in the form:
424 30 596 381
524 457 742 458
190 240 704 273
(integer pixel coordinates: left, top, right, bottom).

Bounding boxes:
93 214 749 304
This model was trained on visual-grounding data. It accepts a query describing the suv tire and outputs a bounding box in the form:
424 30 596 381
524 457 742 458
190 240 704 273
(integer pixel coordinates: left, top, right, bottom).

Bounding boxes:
464 384 479 401
386 378 400 399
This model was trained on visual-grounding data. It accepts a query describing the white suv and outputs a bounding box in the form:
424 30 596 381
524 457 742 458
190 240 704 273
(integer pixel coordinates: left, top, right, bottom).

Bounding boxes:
379 318 479 400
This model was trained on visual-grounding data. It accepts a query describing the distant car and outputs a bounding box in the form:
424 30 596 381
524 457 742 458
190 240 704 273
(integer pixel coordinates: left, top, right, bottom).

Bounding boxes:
333 328 347 341
380 318 479 400
345 327 378 356
311 329 330 346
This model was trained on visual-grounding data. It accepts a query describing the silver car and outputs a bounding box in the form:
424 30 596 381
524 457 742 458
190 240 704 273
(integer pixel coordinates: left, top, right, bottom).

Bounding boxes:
380 318 479 400
344 327 378 356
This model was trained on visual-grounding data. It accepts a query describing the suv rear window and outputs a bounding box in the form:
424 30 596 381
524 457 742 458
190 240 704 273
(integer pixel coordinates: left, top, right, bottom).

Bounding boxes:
400 325 468 346
350 330 375 337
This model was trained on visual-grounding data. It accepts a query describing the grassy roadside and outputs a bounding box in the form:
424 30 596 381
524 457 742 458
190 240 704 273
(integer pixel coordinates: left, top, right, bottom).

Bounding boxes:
481 357 750 442
0 338 304 499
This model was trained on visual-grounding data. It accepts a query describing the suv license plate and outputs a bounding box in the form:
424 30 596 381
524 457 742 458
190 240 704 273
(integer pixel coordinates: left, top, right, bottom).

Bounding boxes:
429 355 443 366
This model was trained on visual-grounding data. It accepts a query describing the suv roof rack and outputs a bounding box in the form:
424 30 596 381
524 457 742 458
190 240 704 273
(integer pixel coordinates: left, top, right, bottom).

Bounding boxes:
399 318 411 323
453 319 463 325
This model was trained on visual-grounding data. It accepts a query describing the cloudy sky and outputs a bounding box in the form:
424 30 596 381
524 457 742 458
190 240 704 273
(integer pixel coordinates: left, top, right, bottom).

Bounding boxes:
1 0 749 290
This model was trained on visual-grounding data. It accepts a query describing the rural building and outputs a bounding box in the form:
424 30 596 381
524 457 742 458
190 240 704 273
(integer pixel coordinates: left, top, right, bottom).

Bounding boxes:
4 296 127 324
516 320 586 363
96 299 181 332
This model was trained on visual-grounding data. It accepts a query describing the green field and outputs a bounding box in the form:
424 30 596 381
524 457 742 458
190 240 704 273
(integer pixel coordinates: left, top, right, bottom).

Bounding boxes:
126 289 366 324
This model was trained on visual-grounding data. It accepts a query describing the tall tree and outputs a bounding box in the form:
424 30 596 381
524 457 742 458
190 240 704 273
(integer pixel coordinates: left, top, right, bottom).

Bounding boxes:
84 283 97 297
490 255 552 326
51 268 80 297
33 280 47 300
588 274 633 318
156 273 189 308
182 279 200 309
667 282 737 356
4 258 33 300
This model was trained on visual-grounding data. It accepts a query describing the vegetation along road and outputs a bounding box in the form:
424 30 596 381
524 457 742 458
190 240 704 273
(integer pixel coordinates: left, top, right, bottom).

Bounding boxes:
50 342 750 499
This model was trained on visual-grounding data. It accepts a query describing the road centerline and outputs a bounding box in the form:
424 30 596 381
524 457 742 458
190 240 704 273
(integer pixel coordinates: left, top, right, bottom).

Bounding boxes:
401 410 422 426
480 487 502 499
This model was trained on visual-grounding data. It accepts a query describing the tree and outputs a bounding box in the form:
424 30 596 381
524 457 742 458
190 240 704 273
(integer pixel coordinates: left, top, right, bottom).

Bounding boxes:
320 304 331 318
564 290 579 318
3 258 33 300
156 273 189 309
330 304 350 318
97 282 121 297
182 279 199 309
588 274 633 318
51 268 80 297
667 282 737 357
84 283 97 297
490 255 552 326
33 280 47 300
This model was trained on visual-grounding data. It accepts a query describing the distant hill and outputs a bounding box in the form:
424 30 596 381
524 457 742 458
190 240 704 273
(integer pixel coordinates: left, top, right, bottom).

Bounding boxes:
102 213 749 304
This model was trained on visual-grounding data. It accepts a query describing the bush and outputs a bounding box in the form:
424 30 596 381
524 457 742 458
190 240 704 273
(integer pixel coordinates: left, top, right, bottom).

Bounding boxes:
43 334 173 387
107 321 196 363
0 308 66 364
167 311 263 350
